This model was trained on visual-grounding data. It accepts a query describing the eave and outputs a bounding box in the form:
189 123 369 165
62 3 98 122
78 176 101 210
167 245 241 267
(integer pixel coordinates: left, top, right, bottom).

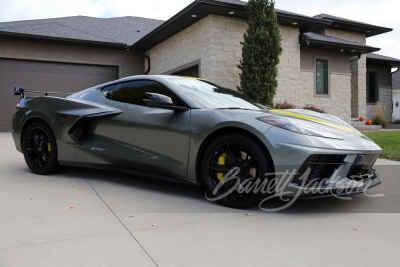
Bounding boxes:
133 0 331 51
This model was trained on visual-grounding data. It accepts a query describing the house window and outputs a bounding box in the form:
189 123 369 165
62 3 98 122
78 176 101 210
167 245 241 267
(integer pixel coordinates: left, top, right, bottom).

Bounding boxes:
316 59 328 94
367 72 379 102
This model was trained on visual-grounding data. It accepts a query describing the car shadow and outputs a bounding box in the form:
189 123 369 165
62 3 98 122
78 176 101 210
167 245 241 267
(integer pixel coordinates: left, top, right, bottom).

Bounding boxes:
48 166 397 214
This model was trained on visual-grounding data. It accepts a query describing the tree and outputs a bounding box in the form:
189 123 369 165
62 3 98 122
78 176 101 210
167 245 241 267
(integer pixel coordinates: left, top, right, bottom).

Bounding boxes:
237 0 282 107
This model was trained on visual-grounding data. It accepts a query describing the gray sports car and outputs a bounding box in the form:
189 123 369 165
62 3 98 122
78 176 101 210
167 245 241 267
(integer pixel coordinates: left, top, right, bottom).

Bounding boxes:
12 75 382 208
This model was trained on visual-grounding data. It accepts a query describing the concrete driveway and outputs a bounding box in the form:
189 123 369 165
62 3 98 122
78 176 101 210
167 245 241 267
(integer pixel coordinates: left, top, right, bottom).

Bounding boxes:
0 132 399 266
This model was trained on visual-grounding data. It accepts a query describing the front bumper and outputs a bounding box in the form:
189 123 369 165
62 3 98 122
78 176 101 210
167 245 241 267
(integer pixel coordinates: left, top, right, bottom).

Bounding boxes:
290 168 381 199
260 125 383 198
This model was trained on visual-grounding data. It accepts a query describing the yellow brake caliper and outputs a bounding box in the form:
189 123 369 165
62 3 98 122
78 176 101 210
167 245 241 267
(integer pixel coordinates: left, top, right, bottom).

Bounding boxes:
47 142 51 152
217 153 227 183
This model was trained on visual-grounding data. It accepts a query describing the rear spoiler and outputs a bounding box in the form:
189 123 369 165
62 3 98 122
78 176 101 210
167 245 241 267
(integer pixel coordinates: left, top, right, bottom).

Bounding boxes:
14 87 72 99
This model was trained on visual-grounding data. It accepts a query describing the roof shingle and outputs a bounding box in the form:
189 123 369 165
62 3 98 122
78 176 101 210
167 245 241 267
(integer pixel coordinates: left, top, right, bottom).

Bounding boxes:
0 16 164 46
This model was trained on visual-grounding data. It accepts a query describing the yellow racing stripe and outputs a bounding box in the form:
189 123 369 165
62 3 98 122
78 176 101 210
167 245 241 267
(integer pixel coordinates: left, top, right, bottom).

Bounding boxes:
269 109 362 136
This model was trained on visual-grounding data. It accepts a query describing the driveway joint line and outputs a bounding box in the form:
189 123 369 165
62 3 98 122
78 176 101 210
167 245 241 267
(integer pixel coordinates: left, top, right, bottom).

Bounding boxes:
83 177 159 267
0 231 127 250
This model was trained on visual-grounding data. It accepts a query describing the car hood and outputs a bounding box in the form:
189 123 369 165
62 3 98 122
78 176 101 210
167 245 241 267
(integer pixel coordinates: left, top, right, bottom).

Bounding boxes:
210 107 362 138
282 109 353 128
262 108 361 135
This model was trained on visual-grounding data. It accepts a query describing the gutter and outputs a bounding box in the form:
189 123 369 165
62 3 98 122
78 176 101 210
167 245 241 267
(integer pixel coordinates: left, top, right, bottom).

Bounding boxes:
0 30 127 49
300 34 380 54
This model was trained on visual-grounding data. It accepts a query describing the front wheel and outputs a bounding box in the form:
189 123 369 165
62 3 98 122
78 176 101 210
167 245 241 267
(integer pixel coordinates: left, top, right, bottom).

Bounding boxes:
22 121 62 175
201 133 273 209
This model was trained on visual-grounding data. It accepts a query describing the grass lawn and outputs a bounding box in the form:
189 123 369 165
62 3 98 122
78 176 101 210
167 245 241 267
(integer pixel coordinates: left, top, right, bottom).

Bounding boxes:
362 131 400 161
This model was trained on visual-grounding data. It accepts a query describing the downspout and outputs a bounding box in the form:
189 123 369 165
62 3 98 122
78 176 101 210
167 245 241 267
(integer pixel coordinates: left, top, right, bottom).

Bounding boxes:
144 55 151 75
130 46 151 75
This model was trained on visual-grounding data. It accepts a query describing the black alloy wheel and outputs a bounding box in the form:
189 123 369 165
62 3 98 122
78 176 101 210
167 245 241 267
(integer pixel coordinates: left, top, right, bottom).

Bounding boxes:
201 133 273 208
23 121 61 174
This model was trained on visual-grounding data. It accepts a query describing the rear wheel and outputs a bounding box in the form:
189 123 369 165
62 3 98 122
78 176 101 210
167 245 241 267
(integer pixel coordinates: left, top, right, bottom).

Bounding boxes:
201 133 273 209
22 121 61 175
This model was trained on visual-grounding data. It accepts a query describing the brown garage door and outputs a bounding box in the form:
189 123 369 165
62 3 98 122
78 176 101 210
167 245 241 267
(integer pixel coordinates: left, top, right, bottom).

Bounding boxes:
0 59 118 132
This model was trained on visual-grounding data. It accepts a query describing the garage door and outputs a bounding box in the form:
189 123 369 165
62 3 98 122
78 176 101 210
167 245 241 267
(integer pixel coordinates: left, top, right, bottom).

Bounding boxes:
0 59 118 132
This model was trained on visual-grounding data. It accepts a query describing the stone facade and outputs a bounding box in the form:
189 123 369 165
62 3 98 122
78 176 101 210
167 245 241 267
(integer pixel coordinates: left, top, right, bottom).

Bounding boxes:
146 15 301 98
146 15 371 123
322 29 367 119
322 29 366 45
146 16 213 80
366 86 392 121
349 55 367 119
366 63 394 122
298 70 351 121
146 15 248 90
274 26 301 104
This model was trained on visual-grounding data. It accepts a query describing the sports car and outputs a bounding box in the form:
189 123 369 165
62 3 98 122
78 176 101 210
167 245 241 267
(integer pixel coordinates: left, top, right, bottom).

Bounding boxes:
12 75 382 208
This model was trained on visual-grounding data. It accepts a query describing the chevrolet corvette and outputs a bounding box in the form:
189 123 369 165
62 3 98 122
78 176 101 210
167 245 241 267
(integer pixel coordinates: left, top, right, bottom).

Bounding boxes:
12 75 382 208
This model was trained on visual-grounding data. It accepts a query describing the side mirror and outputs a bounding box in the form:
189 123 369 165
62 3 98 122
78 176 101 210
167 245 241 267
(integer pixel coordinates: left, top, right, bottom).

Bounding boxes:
14 87 22 95
143 92 188 111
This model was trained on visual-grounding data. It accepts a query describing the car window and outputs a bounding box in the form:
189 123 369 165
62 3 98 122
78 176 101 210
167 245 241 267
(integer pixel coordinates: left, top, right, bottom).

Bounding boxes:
165 77 266 109
102 80 186 107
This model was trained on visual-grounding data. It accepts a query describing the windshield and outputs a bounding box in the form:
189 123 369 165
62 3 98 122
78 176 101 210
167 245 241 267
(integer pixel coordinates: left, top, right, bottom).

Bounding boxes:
165 77 267 110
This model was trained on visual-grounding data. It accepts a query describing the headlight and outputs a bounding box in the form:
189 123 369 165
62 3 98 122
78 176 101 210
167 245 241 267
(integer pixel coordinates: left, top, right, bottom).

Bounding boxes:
257 116 343 139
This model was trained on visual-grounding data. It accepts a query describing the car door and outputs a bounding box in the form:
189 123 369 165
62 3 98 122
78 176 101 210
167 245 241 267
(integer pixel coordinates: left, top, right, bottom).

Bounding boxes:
94 79 191 178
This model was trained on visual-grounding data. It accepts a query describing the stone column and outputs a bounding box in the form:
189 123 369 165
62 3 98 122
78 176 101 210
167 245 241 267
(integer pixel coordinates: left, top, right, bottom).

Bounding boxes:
350 54 367 118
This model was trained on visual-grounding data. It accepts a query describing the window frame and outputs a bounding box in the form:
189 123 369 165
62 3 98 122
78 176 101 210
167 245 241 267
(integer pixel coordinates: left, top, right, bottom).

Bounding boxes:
101 79 188 108
366 71 379 103
315 58 330 96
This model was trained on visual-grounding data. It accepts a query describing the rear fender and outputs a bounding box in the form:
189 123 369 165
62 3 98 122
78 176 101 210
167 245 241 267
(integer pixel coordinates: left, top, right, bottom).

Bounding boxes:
22 96 121 143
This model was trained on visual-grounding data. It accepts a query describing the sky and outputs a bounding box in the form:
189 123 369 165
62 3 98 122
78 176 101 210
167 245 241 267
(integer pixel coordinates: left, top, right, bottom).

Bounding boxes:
0 0 399 60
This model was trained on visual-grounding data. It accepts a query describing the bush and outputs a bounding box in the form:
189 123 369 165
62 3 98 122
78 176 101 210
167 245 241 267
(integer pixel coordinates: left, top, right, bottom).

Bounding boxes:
372 102 387 128
274 101 297 109
372 116 387 128
392 119 400 124
237 0 282 107
302 104 326 113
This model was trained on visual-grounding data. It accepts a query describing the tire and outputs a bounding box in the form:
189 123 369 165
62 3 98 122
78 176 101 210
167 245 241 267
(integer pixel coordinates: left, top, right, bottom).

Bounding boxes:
22 121 62 175
201 133 273 209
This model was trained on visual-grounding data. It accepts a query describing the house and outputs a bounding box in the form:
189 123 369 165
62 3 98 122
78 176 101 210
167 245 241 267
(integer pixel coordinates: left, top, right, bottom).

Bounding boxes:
393 70 400 121
0 0 399 132
365 53 400 122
